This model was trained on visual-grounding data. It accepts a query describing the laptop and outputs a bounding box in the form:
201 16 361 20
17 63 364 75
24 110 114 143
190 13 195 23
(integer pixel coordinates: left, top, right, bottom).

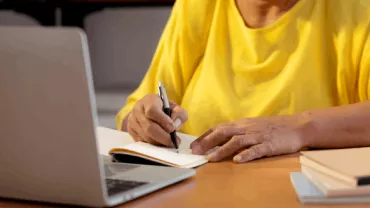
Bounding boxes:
0 26 195 207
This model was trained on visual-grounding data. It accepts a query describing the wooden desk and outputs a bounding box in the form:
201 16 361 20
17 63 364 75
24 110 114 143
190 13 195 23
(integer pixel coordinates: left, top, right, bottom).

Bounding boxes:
0 153 369 208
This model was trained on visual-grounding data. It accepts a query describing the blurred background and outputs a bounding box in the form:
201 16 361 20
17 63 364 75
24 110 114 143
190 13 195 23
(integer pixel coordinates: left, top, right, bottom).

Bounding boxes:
0 0 174 129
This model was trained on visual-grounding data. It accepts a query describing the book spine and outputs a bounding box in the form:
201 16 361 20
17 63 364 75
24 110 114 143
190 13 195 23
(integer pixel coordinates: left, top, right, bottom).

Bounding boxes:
357 176 370 186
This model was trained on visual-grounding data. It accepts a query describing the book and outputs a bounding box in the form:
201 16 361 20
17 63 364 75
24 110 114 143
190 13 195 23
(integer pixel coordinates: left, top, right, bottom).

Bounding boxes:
290 172 370 204
301 166 370 197
101 127 209 168
299 147 370 187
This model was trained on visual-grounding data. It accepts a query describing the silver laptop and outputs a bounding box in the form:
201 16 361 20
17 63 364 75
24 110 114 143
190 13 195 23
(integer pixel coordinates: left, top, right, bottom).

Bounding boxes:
0 26 195 207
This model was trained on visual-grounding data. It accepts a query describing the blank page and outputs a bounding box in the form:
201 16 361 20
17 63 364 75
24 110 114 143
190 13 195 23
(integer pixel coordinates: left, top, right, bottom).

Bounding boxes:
96 126 135 156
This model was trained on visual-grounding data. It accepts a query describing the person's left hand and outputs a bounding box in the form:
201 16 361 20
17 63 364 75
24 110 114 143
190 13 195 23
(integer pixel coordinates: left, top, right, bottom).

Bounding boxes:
190 114 310 163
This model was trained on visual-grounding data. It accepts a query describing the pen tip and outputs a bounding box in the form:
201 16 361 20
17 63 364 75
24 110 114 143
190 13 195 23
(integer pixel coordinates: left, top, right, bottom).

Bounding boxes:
158 81 163 87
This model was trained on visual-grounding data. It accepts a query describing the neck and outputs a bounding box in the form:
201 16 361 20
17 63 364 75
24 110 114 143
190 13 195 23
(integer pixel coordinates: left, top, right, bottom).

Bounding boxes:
236 0 299 28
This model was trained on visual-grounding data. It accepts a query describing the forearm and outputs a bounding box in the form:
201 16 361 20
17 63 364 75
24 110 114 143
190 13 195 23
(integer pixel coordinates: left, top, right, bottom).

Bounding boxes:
300 100 370 149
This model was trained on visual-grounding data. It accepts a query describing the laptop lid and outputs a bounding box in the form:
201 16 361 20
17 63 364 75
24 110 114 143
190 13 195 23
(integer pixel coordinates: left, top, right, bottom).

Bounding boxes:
0 26 107 207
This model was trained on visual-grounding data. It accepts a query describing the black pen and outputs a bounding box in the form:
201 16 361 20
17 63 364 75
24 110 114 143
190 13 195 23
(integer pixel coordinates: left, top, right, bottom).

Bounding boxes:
158 82 179 153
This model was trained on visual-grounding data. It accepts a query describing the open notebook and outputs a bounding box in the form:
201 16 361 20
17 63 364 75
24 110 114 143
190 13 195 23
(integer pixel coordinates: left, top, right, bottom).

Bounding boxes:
107 131 209 168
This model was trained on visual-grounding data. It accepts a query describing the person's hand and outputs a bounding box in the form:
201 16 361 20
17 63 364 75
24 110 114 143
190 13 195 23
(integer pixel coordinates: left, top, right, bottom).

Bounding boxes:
190 115 309 163
127 94 188 147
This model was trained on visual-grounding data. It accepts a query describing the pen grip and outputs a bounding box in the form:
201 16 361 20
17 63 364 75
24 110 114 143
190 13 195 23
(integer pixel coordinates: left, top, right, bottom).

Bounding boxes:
163 107 172 117
170 131 178 149
163 107 178 149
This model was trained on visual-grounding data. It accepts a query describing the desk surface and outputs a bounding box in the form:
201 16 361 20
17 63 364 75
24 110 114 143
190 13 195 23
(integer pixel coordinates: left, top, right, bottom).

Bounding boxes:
0 153 369 208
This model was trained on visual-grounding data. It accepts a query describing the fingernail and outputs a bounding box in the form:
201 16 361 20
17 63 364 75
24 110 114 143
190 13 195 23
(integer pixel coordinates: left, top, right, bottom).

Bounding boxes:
177 138 181 144
233 155 242 163
206 153 216 161
173 118 182 130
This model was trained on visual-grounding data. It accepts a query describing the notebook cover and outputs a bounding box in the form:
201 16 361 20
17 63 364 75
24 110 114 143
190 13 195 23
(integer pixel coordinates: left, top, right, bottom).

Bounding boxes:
111 153 169 167
300 155 358 187
301 148 370 185
110 147 208 169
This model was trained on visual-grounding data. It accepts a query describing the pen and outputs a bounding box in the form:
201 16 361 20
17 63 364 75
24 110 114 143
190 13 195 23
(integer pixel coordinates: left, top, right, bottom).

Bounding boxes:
158 81 179 153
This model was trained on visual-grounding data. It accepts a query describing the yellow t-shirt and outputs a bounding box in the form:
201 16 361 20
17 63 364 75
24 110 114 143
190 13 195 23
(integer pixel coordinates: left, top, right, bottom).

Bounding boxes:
116 0 370 136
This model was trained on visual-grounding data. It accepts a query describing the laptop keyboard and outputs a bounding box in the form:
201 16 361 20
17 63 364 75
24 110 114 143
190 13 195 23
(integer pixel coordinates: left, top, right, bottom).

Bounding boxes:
105 178 148 196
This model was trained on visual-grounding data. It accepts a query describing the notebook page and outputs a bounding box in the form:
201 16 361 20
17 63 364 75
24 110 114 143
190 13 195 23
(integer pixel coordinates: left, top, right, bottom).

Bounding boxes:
96 126 134 156
177 132 198 152
121 133 208 167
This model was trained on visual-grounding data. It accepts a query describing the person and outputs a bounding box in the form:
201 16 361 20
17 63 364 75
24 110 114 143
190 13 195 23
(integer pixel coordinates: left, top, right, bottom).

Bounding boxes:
116 0 370 164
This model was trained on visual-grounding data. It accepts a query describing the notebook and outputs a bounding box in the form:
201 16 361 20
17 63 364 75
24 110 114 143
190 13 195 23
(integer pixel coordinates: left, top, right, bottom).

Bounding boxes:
301 166 370 197
290 172 370 204
107 130 209 168
300 147 370 187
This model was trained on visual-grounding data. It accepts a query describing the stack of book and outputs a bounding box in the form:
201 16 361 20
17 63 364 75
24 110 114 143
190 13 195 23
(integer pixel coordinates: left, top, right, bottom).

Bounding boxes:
290 147 370 204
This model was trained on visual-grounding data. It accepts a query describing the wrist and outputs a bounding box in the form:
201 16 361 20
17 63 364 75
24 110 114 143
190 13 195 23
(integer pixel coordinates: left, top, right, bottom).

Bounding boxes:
295 110 318 149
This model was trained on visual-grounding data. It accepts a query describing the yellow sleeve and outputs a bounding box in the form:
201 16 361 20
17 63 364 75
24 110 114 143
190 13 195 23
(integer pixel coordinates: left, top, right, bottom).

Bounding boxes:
357 5 370 101
358 37 370 101
115 0 211 130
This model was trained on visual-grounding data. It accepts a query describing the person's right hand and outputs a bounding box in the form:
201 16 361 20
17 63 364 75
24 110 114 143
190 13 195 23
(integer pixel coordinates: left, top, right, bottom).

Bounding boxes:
126 94 188 147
